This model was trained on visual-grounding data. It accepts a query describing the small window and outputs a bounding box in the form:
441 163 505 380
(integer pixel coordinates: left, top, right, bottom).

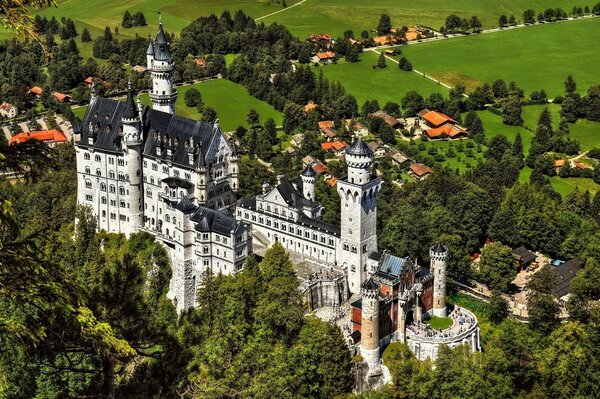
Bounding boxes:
84 153 90 160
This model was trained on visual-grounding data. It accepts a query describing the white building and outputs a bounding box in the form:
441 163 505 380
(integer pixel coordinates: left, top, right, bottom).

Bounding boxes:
0 102 17 118
75 20 252 313
238 138 382 294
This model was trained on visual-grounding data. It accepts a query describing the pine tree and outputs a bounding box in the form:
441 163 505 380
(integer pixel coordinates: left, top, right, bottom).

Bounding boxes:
398 56 412 71
81 27 92 42
122 10 132 28
565 75 577 95
464 110 484 135
537 107 553 132
513 132 524 158
502 96 523 126
375 51 387 68
104 26 113 41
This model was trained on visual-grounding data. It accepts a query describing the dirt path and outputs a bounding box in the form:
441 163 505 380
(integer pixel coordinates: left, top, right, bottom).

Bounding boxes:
255 0 308 22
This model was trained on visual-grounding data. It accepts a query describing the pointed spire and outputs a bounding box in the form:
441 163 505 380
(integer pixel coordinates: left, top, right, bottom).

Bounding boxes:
123 81 138 120
90 81 96 102
146 39 155 55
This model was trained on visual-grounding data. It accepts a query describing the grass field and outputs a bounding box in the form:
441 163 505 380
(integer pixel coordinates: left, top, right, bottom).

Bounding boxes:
415 138 484 173
261 0 587 39
319 51 447 106
402 18 600 98
73 79 282 131
425 316 453 330
477 109 533 152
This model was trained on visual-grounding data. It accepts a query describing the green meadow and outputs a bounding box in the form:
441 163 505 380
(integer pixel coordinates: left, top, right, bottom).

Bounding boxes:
74 79 282 131
401 18 600 98
260 0 586 39
319 50 447 106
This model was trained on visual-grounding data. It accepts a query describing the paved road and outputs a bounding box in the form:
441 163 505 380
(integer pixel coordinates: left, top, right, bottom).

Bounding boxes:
255 0 307 21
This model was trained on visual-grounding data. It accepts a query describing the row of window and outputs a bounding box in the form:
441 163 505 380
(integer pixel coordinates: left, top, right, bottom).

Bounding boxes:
99 211 128 222
242 210 335 246
84 167 127 180
83 153 125 166
342 243 368 254
143 161 194 181
84 181 128 195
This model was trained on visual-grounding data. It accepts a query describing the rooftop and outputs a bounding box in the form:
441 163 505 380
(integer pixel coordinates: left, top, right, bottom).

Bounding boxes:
9 129 68 145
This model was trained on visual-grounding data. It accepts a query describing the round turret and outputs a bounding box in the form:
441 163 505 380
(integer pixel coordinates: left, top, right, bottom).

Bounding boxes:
301 163 316 201
346 138 373 185
360 278 380 367
429 243 448 317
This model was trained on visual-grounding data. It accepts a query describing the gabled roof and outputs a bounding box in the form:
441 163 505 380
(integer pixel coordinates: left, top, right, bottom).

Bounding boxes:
552 259 582 298
175 196 196 214
52 92 70 102
425 124 467 139
9 129 68 145
409 163 432 177
318 120 334 129
304 102 318 113
362 277 379 291
321 141 348 151
372 110 403 128
315 51 335 59
29 86 43 95
377 253 413 278
420 110 457 127
431 243 447 254
190 206 241 236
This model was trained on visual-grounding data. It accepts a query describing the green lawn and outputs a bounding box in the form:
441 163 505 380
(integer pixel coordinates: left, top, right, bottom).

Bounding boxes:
477 109 533 153
402 18 600 98
73 79 282 131
319 51 447 106
425 316 453 330
261 0 586 39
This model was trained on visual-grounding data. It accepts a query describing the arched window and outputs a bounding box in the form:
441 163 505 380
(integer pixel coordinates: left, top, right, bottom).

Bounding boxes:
95 155 101 162
96 169 101 176
146 189 152 198
101 196 106 204
119 186 125 195
109 171 115 179
351 245 357 253
118 173 125 181
84 153 90 160
100 183 106 191
85 180 92 189
109 185 115 193
351 265 356 272
120 201 125 208
85 166 90 174
166 214 171 222
343 243 349 251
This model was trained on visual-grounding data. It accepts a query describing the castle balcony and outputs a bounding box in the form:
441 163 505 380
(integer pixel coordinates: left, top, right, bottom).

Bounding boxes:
150 64 174 72
405 306 479 346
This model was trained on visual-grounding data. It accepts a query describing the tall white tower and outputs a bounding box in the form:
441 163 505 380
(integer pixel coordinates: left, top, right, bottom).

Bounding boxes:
301 163 316 201
147 17 177 114
121 82 144 232
430 243 449 317
337 138 382 294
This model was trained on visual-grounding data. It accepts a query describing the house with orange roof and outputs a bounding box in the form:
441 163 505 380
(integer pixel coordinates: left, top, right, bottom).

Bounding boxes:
311 161 331 177
418 108 468 140
0 102 18 118
304 101 318 113
194 58 206 67
9 129 68 147
574 161 588 170
28 86 43 96
132 65 147 73
307 33 332 48
326 177 337 187
52 92 70 103
409 163 433 180
345 119 369 136
312 51 336 63
321 127 338 140
321 141 348 155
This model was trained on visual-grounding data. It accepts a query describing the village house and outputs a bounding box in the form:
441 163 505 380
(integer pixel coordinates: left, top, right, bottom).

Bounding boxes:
367 141 386 158
552 258 582 301
194 58 206 68
304 101 318 113
52 92 70 103
0 102 18 118
418 109 468 140
372 110 404 130
574 161 588 170
132 65 147 73
28 86 44 97
302 155 316 167
345 119 369 137
512 246 536 269
391 152 412 168
9 129 69 147
291 133 304 148
321 141 348 156
307 33 332 48
313 51 336 64
409 163 433 180
318 120 338 140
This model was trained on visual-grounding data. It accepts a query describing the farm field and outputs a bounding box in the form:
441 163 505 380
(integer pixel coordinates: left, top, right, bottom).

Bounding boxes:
72 79 283 131
401 18 600 98
414 138 485 173
259 0 587 39
477 109 533 153
319 51 447 106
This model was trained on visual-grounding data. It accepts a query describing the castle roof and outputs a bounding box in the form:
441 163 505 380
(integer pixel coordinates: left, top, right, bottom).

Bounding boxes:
431 242 447 254
175 196 196 214
153 21 171 61
190 206 241 236
146 40 155 55
362 277 379 291
301 163 316 177
346 138 373 157
122 83 138 120
78 97 224 169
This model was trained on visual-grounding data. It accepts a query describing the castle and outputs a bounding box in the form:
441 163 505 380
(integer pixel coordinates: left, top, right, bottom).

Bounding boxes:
76 21 479 366
75 20 252 311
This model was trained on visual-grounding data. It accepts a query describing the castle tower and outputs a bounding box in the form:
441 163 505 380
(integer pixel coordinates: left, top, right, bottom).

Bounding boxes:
430 243 449 317
337 138 382 294
301 163 316 201
360 278 380 367
148 17 177 114
121 82 144 232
